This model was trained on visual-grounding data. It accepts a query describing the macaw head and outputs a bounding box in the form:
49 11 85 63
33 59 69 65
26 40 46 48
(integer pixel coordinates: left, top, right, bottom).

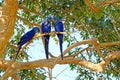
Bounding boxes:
32 27 40 33
44 15 52 24
52 17 60 24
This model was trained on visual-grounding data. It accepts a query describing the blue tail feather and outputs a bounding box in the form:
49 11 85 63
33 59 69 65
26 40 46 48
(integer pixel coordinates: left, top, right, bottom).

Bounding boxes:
59 37 63 60
14 45 22 61
45 37 49 59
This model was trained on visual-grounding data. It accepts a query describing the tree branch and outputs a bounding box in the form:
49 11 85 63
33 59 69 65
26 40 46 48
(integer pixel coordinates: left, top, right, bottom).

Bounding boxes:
18 5 43 17
54 38 104 64
17 16 41 27
110 15 120 39
65 47 89 58
0 0 18 58
17 5 43 27
100 40 120 47
1 38 120 79
84 0 120 13
0 51 120 76
11 74 21 80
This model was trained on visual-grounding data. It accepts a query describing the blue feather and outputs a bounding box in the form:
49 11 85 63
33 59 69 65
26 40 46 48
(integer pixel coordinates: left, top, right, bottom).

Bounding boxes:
58 34 63 60
44 36 49 59
42 17 51 59
53 17 64 60
14 27 40 61
14 44 22 60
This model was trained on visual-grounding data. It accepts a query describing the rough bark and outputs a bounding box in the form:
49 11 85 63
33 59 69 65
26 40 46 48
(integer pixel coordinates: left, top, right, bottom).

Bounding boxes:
0 0 18 58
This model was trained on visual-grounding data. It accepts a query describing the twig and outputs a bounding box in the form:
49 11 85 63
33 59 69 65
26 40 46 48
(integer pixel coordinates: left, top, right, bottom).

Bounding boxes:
92 39 105 61
56 67 68 78
65 47 89 58
17 16 41 27
11 74 21 80
18 5 43 17
48 68 52 80
84 0 120 13
110 15 120 39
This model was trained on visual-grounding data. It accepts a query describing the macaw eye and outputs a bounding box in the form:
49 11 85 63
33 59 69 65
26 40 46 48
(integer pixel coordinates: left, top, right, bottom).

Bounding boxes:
36 29 40 33
36 30 38 33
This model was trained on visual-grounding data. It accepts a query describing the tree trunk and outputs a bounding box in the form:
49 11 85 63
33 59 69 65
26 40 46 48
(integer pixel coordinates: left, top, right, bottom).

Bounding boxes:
0 0 18 58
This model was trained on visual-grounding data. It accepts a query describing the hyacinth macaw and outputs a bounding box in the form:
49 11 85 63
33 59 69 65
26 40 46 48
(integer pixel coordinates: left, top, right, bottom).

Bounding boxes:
41 17 51 59
14 27 40 60
52 17 64 60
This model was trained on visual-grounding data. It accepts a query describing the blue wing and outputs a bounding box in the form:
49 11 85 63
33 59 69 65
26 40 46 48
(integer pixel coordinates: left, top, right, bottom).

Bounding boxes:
14 29 36 61
42 22 51 59
20 31 35 45
42 23 51 33
55 22 64 32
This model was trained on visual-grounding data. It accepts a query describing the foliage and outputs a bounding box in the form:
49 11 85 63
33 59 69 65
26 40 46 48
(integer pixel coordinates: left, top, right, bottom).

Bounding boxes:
2 0 120 79
18 68 46 80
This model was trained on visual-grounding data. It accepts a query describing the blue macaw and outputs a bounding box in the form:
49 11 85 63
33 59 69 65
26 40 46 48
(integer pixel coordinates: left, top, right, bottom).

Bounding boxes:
52 17 64 60
14 27 40 60
41 17 51 59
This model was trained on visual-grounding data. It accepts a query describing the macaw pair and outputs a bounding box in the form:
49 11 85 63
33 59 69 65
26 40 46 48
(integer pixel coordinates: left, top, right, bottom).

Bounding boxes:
15 17 64 60
42 16 64 60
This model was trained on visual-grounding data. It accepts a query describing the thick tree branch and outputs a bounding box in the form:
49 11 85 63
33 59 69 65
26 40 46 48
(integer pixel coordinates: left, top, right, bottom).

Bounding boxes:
99 51 120 71
0 51 120 76
0 0 18 58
